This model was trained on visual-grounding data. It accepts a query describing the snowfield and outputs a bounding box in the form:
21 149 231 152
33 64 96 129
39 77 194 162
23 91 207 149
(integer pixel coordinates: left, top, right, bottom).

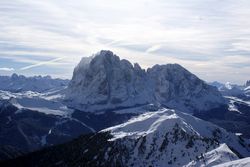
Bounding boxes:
0 90 72 117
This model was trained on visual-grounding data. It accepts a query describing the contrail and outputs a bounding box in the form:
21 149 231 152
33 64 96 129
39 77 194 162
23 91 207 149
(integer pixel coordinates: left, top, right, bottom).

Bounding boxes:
20 57 65 70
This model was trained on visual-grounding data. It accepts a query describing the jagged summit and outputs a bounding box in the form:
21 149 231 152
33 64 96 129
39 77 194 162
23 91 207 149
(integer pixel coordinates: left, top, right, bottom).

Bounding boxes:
94 50 119 61
75 50 143 72
65 50 225 113
66 50 150 111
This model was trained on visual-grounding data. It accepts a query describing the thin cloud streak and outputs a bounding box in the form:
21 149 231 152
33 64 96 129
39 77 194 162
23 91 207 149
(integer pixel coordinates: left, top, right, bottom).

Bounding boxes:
20 57 65 70
146 45 162 53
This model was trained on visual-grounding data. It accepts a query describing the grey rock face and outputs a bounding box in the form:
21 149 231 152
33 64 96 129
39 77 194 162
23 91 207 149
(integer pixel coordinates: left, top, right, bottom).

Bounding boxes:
66 50 150 111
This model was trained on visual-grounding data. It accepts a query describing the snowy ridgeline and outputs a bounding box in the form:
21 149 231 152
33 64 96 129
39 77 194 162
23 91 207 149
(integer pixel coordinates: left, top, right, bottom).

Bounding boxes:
65 50 225 113
99 108 250 167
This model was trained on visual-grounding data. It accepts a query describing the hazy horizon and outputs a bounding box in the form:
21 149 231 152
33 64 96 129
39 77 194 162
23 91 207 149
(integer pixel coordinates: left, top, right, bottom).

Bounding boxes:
0 0 249 84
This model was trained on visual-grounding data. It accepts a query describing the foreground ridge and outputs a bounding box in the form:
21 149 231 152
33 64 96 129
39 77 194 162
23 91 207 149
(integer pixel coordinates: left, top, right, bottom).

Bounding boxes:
2 108 249 167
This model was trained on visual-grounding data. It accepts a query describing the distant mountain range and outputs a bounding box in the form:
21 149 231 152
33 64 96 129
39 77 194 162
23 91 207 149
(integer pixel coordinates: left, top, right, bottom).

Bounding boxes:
0 50 249 166
209 81 250 97
0 74 69 93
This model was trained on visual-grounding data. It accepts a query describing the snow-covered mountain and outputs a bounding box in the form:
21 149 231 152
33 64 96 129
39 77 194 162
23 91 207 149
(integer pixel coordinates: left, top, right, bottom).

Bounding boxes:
2 108 249 167
102 108 250 167
65 50 225 113
65 50 151 112
0 73 69 93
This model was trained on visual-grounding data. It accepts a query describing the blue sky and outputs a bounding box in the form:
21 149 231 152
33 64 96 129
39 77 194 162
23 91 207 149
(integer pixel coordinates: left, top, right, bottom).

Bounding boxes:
0 0 249 84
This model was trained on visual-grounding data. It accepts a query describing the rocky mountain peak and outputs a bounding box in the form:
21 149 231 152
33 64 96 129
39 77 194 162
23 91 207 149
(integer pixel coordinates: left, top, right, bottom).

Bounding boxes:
66 50 150 111
65 50 225 113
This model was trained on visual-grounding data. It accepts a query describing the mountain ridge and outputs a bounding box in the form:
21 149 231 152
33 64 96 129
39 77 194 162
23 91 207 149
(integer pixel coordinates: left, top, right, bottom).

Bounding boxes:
0 73 69 93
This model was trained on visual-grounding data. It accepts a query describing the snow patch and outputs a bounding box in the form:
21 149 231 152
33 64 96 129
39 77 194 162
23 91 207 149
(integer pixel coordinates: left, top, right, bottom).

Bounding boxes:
214 157 250 167
185 143 239 167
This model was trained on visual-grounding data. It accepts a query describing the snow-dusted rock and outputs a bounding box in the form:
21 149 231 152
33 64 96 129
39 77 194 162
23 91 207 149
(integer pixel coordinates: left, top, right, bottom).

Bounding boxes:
65 50 151 111
65 50 225 113
100 108 250 167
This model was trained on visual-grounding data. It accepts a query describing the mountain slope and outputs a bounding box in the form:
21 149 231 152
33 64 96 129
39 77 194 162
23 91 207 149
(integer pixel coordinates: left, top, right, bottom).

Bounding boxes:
0 95 142 159
0 99 94 156
102 108 249 166
205 81 250 138
65 50 225 113
2 108 249 167
185 144 238 167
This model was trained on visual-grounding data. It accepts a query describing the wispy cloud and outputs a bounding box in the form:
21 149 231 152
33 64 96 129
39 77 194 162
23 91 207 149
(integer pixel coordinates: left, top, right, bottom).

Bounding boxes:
0 67 15 71
146 45 162 53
